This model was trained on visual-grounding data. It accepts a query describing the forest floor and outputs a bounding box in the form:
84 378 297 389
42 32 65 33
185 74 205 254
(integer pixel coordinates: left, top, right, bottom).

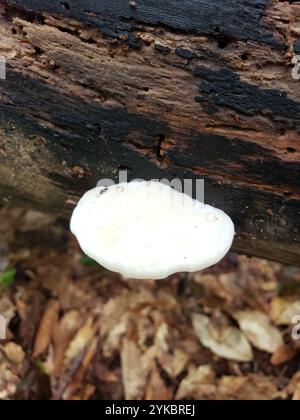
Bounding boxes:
0 206 300 400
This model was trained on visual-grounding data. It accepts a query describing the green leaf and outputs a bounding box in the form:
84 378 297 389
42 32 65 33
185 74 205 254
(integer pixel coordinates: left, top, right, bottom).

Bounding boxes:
81 255 98 267
0 269 16 290
36 360 47 374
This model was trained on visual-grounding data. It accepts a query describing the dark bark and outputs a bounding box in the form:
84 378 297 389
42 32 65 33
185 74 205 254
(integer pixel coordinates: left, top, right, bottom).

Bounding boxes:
0 0 299 265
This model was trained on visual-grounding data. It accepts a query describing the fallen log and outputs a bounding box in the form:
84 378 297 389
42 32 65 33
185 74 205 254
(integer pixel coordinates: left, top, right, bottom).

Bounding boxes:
0 0 299 265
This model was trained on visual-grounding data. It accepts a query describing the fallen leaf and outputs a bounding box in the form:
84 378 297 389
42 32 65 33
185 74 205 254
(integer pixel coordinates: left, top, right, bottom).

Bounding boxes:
154 323 169 354
0 356 21 399
192 314 253 362
121 338 147 400
271 345 296 366
175 365 216 400
0 296 16 324
33 300 60 358
217 375 280 400
102 313 129 358
284 373 300 401
80 384 96 401
101 295 130 337
270 298 300 326
19 290 45 351
159 349 189 379
63 338 97 400
53 310 83 373
154 323 188 378
3 342 25 365
145 366 173 400
234 310 284 354
64 317 96 367
141 345 157 373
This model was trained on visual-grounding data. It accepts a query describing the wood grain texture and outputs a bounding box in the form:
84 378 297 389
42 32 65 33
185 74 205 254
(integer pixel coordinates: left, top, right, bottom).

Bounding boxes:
0 0 299 265
6 0 283 46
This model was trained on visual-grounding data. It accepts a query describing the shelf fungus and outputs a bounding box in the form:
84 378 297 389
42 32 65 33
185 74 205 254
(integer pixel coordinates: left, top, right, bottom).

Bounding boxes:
71 181 235 279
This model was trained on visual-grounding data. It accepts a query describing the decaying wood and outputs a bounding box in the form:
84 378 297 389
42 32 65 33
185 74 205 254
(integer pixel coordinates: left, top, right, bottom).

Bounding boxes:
0 0 299 265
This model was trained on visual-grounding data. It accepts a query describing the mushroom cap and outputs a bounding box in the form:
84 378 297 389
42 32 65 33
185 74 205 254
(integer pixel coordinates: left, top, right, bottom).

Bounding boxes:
70 181 235 280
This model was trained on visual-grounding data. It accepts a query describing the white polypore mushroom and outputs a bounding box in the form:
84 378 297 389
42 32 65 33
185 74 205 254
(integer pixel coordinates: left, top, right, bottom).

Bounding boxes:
70 181 235 280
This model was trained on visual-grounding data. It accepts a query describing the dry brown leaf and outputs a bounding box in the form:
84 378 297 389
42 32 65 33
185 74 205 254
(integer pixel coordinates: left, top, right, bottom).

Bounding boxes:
153 323 188 378
145 366 173 400
292 385 300 401
64 317 96 367
136 311 155 349
81 384 96 401
101 295 130 337
102 313 129 358
94 362 119 383
53 310 83 373
0 296 16 324
271 345 296 366
159 349 189 379
141 345 157 373
63 338 97 400
270 298 300 326
192 314 253 362
33 299 60 358
217 375 279 400
3 342 25 365
175 365 216 400
154 323 169 354
15 296 27 321
100 289 155 338
193 272 241 307
284 373 300 401
0 357 21 399
121 338 147 400
234 310 284 354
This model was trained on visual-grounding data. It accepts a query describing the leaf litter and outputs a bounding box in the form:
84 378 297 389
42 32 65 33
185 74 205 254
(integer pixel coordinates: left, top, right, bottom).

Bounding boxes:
0 205 299 400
